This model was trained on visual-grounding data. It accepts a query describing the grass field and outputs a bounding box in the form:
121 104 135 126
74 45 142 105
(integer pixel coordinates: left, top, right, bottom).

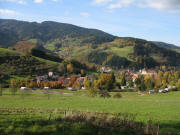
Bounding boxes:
0 48 21 56
0 90 180 134
106 46 133 58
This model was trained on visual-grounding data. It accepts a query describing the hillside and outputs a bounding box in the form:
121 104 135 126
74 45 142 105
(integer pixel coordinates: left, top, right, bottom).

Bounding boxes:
0 19 180 69
59 37 180 69
152 41 180 53
0 47 93 85
152 41 180 49
0 48 59 75
0 19 115 48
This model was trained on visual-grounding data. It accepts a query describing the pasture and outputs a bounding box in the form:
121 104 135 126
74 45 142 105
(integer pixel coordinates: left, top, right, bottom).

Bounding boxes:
0 90 180 134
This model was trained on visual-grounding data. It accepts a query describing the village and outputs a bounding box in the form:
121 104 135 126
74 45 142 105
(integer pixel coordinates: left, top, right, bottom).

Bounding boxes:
18 67 178 95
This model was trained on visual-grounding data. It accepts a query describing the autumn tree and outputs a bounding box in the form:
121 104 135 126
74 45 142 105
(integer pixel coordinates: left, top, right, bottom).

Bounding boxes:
57 63 66 74
0 83 3 96
67 75 77 87
144 75 155 90
127 80 134 88
119 71 126 86
84 76 89 88
95 73 116 91
67 63 74 73
81 69 85 76
73 82 81 89
29 81 36 88
176 79 180 90
10 79 18 95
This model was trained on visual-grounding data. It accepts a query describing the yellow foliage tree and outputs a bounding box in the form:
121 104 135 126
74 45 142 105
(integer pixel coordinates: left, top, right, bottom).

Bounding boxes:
176 79 180 90
67 63 74 73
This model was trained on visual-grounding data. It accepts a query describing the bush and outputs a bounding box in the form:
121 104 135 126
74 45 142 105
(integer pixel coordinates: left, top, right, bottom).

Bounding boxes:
87 89 99 97
115 82 121 89
0 84 3 96
170 87 178 91
99 90 111 98
113 93 122 98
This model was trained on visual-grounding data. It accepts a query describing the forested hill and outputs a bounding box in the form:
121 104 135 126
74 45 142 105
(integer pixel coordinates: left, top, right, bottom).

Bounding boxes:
152 41 180 50
0 19 115 47
0 19 180 69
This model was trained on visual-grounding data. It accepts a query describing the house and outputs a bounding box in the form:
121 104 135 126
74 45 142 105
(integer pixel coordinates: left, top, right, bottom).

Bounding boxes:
101 66 112 73
48 72 53 77
58 77 70 85
159 89 164 93
36 75 48 83
67 87 76 91
159 88 169 93
140 69 157 75
149 90 155 94
52 75 59 80
20 87 28 90
164 88 169 92
44 87 50 90
132 74 139 82
159 89 166 93
76 77 85 85
121 86 127 89
81 87 86 90
168 85 176 89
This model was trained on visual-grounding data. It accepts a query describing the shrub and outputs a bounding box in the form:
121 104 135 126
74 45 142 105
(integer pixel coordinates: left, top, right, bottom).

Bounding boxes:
170 87 178 91
99 90 111 98
113 93 122 98
0 84 3 96
115 82 121 89
87 89 99 97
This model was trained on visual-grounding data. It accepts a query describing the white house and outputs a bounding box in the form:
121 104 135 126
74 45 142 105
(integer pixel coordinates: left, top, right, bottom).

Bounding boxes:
168 85 176 89
101 67 112 73
67 87 73 91
164 88 169 92
81 87 86 90
159 88 169 93
20 87 28 90
121 86 127 89
140 69 157 75
149 90 155 94
159 89 164 93
44 87 50 90
48 72 53 77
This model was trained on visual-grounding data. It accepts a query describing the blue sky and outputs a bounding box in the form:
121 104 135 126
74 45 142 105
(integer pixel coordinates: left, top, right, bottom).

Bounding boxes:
0 0 180 46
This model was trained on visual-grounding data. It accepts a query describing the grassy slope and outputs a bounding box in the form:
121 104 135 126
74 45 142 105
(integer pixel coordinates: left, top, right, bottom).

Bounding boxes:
34 56 59 65
0 48 21 56
0 47 59 66
0 90 180 123
104 46 133 60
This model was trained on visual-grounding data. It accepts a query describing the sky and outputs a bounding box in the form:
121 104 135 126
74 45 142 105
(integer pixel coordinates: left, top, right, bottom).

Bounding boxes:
0 0 180 46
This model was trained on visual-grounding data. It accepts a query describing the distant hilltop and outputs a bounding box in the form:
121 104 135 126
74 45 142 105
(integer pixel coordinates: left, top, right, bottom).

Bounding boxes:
0 19 180 69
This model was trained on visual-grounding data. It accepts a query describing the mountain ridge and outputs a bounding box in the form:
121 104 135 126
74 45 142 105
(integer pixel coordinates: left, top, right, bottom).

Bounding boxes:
0 19 115 47
0 19 180 69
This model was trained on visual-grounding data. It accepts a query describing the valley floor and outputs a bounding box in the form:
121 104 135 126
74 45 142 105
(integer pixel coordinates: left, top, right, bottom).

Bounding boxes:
0 90 180 134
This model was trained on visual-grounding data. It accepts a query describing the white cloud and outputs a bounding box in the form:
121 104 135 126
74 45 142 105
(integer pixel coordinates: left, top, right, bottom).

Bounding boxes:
80 12 91 18
137 0 180 13
93 0 113 5
92 0 180 13
34 0 43 3
0 9 19 15
0 0 27 5
109 0 134 9
52 0 63 3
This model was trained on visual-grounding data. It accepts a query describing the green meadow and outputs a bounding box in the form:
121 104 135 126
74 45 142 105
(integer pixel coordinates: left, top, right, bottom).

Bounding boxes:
0 90 180 134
